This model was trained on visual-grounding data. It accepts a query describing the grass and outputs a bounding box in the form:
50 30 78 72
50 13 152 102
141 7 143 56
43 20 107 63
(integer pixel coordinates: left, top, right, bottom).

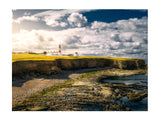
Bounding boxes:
30 79 74 98
78 71 100 79
12 69 102 110
13 80 74 110
29 70 101 99
12 69 99 110
12 68 147 110
12 53 140 63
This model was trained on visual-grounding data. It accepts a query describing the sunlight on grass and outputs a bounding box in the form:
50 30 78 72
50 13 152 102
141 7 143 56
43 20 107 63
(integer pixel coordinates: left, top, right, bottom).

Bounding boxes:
12 53 139 63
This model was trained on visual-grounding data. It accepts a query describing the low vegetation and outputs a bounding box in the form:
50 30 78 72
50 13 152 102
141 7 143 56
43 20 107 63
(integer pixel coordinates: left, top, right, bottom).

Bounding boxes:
29 70 100 99
12 53 140 63
12 69 147 111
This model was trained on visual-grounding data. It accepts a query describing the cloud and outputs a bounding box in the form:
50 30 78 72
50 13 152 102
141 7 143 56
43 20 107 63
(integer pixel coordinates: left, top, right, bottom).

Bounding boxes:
12 30 58 52
24 12 31 16
13 16 40 23
67 13 87 27
42 10 89 28
13 9 92 28
12 16 147 60
91 21 109 30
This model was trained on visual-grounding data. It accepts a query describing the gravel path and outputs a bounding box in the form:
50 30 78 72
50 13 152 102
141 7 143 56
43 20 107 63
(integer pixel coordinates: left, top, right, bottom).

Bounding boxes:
12 67 110 105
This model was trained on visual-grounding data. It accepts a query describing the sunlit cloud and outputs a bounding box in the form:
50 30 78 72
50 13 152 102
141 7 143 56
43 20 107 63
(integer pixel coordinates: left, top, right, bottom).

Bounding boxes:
12 9 148 60
13 16 40 23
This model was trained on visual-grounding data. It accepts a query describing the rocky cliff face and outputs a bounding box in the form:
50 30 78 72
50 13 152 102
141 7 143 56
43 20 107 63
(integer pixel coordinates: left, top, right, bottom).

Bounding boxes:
56 59 114 70
12 58 147 78
113 59 146 70
12 61 59 77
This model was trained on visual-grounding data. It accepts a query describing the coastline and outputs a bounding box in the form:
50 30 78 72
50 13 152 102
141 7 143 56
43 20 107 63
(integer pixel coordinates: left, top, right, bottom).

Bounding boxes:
12 67 109 105
12 68 147 111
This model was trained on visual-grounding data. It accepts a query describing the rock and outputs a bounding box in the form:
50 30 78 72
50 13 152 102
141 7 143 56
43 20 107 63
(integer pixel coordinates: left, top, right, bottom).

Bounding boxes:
114 89 120 93
51 66 62 74
105 104 110 109
126 107 131 111
116 94 122 99
128 91 147 102
92 87 97 90
106 103 124 111
111 94 116 99
12 61 58 77
137 60 146 69
46 102 50 106
134 92 139 95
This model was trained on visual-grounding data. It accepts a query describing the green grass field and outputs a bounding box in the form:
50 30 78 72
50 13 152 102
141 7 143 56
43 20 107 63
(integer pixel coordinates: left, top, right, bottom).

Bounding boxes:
12 53 139 63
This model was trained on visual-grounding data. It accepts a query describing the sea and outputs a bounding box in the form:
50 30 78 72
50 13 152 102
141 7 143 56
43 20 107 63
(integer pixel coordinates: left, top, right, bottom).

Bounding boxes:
103 74 148 111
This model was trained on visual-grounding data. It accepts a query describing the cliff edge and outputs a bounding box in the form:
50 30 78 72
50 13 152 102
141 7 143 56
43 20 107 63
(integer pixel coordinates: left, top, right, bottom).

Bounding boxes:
12 58 147 78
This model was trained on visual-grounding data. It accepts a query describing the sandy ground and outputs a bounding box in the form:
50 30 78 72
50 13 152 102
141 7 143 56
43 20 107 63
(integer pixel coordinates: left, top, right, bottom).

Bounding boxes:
12 67 110 105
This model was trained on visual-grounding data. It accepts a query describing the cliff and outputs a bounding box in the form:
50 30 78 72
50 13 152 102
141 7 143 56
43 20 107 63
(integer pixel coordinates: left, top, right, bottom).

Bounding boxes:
12 58 146 78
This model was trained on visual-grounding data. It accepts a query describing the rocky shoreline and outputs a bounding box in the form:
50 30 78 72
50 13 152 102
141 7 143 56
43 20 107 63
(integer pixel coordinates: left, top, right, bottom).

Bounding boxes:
12 67 111 105
12 68 147 111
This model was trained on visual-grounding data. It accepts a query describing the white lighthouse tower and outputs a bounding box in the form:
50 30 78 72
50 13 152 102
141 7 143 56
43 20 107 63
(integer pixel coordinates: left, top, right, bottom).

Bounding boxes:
58 44 62 55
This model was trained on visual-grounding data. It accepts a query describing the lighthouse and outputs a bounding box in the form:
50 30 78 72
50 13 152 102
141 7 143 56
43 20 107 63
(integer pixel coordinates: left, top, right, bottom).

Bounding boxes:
58 44 62 55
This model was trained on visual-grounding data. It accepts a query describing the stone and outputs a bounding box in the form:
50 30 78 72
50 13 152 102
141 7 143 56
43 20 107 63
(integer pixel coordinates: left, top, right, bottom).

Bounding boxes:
126 107 131 111
128 92 147 102
116 94 122 99
92 87 97 90
114 89 120 93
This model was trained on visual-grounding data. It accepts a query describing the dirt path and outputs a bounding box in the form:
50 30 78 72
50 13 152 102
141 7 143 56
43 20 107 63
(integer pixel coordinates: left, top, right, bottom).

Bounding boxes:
12 67 110 105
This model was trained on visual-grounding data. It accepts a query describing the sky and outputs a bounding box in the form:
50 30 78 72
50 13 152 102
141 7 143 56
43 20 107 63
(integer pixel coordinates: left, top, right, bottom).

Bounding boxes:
12 9 148 60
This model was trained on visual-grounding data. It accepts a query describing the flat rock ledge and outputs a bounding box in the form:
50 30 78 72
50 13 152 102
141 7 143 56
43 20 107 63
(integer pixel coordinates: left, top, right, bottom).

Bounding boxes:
12 68 147 111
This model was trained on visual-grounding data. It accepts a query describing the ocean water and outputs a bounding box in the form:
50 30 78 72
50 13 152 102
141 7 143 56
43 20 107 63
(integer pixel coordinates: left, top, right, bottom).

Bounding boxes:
103 74 148 86
103 74 148 111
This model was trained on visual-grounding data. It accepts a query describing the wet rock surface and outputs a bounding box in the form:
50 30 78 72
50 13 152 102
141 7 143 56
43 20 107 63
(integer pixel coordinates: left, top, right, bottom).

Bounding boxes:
12 67 110 105
12 69 147 111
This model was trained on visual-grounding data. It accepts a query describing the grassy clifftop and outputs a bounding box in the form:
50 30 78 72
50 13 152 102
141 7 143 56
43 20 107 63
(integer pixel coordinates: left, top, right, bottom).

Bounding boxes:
12 53 140 63
12 53 146 78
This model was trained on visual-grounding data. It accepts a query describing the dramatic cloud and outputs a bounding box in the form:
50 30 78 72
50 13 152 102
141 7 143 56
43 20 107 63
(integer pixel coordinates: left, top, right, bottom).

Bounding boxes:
12 10 148 60
67 13 87 27
13 9 92 28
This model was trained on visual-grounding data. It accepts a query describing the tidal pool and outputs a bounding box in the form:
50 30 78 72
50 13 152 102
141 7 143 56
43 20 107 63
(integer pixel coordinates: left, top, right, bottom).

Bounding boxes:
102 74 148 111
102 74 148 86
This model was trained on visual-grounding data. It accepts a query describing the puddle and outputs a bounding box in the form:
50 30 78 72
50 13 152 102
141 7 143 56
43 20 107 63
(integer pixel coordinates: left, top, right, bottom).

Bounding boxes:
67 96 73 100
103 74 148 111
82 105 104 111
102 74 148 86
102 74 148 93
81 90 86 93
71 88 76 90
64 91 74 94
115 96 148 111
130 88 147 92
